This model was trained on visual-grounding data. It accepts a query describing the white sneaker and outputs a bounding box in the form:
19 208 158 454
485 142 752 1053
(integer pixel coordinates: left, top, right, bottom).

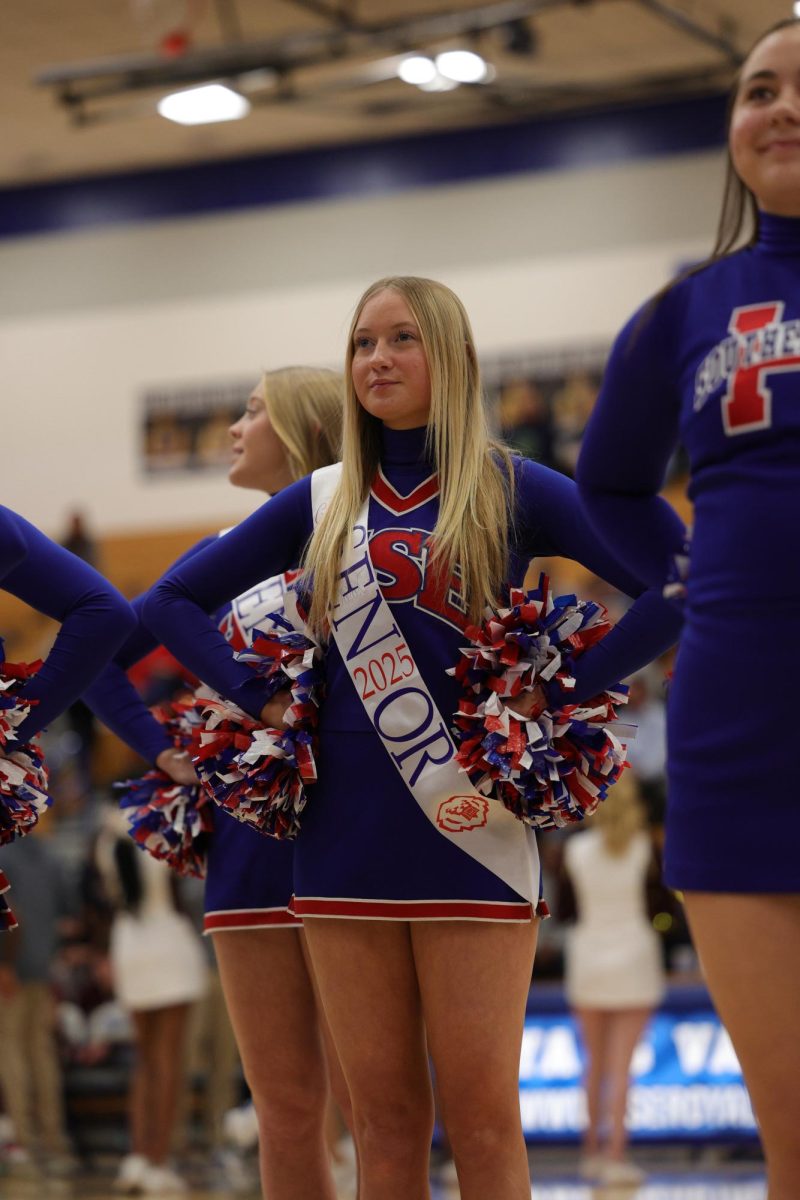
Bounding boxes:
211 1148 256 1194
2 1145 41 1180
141 1162 188 1194
599 1158 646 1186
577 1153 605 1180
222 1101 259 1150
437 1156 460 1187
114 1153 149 1193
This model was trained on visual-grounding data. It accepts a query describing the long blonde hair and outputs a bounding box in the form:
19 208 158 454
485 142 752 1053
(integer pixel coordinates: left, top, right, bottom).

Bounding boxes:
262 366 343 481
591 772 647 857
301 276 515 637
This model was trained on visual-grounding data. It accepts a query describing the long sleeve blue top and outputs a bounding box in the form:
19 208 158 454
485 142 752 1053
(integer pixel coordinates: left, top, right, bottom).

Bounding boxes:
0 506 136 743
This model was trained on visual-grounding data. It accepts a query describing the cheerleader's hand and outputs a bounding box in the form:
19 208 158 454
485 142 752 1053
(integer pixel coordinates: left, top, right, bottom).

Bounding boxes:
155 747 199 786
505 683 547 721
259 689 293 729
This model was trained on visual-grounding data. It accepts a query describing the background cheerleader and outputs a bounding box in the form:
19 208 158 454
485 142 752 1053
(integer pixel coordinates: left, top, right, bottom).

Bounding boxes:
563 772 664 1186
85 367 351 1200
577 19 800 1199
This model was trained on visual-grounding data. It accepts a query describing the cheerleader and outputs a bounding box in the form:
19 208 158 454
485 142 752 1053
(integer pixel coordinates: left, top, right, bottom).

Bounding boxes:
577 20 800 1199
84 369 350 1200
142 276 681 1200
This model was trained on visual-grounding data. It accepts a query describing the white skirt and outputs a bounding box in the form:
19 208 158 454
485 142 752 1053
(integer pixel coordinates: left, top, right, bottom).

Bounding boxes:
111 909 208 1012
565 921 665 1010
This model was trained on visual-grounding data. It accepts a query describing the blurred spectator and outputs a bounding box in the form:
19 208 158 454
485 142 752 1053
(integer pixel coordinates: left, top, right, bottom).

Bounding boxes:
497 378 554 465
550 370 599 477
0 829 78 1179
59 510 98 569
89 805 207 1195
563 773 665 1187
178 875 240 1160
624 670 668 825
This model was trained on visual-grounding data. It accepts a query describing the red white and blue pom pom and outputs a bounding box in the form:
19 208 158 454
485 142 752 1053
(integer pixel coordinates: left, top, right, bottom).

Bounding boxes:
448 575 634 830
116 701 213 878
192 627 323 840
0 659 51 845
0 868 18 932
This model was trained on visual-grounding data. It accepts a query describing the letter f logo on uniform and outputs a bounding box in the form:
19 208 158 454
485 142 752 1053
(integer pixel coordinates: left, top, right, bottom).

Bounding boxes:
723 302 800 435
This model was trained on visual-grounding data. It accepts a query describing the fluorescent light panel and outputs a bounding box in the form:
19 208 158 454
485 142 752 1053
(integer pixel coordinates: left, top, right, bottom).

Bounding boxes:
158 83 250 125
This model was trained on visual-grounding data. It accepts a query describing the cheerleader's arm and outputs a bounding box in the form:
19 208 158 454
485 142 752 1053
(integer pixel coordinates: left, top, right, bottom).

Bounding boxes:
143 478 313 719
1 510 136 741
82 537 219 766
576 294 688 588
514 458 682 706
0 507 27 584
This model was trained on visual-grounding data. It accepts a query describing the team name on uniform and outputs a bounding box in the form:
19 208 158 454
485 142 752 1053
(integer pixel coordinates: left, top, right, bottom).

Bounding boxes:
693 301 800 434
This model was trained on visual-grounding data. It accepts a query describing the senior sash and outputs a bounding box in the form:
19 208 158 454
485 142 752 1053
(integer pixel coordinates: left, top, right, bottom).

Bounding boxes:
311 464 539 904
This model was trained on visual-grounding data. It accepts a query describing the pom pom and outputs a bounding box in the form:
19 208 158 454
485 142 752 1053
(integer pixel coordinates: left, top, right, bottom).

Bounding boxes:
116 701 212 878
0 658 51 845
192 627 323 840
448 575 634 829
0 868 18 932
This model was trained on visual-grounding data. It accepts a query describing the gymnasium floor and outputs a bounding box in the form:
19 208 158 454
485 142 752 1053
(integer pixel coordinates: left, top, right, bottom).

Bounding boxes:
0 1151 767 1198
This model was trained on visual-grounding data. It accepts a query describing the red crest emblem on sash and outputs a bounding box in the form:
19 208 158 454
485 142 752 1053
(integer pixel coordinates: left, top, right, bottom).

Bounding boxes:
436 795 489 832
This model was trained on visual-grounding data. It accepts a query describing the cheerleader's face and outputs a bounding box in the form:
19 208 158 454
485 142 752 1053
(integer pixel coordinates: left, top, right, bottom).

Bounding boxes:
731 23 800 217
228 380 294 494
351 289 432 430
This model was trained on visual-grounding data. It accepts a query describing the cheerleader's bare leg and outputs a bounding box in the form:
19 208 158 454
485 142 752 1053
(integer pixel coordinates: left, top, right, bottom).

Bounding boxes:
298 931 356 1135
129 1003 191 1165
573 1009 608 1157
575 1006 650 1162
302 918 435 1200
211 928 338 1200
683 893 800 1200
411 917 538 1200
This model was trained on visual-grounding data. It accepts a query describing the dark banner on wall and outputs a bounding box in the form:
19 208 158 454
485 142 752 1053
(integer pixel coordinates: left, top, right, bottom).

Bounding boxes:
140 379 253 475
483 344 609 478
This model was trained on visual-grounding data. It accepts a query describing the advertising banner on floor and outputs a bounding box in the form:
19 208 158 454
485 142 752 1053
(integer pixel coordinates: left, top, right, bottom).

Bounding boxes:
520 1012 757 1141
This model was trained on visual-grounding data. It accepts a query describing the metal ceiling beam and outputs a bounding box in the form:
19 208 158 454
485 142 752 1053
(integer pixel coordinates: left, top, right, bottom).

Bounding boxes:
282 0 359 25
35 0 567 97
635 0 742 66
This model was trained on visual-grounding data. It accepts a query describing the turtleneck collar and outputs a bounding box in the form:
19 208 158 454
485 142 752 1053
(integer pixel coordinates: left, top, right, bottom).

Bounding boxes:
756 211 800 257
379 424 432 469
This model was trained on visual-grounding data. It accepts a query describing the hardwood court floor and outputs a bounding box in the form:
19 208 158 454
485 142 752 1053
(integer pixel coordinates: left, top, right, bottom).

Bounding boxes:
0 1155 767 1199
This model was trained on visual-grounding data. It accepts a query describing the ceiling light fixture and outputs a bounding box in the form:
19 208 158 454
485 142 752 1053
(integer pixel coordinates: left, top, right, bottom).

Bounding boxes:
397 55 438 86
435 50 489 84
157 82 250 125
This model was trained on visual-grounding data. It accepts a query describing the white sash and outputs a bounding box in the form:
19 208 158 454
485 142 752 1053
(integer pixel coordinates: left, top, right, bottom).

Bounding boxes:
311 464 539 903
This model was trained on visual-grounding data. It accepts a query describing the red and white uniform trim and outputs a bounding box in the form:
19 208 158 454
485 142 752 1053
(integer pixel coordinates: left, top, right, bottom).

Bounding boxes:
291 896 548 922
204 906 303 934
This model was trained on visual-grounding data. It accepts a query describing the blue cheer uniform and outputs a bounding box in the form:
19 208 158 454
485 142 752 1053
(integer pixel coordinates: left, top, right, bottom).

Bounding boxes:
577 212 800 893
144 425 681 921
